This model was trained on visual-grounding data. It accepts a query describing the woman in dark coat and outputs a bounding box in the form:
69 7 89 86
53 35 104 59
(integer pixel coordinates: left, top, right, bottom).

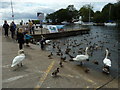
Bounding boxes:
16 28 24 50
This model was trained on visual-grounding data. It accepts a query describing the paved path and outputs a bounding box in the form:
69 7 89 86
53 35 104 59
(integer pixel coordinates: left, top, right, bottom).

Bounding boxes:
1 27 118 89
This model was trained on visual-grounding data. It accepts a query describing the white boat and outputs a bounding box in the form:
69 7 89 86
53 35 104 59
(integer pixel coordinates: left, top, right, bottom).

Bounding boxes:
104 5 116 26
81 22 93 25
104 23 116 26
80 4 93 26
61 21 69 25
74 21 82 24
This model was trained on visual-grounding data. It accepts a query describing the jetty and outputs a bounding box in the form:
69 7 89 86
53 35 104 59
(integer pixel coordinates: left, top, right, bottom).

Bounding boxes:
1 26 118 88
31 28 90 41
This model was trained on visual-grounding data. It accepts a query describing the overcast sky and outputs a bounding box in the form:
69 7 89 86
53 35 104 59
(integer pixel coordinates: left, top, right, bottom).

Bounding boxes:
1 0 117 25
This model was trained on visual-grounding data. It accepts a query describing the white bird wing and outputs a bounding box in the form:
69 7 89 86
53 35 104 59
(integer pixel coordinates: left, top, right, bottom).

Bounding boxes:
11 55 25 67
73 55 88 61
45 40 51 43
103 58 111 67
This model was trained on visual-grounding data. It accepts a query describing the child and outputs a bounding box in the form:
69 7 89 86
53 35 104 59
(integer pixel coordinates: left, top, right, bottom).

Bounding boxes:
24 32 33 47
16 28 24 50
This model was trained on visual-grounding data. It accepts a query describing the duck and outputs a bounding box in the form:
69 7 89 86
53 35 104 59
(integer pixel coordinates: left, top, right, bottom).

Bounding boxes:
51 68 60 77
11 50 25 67
73 47 89 65
48 52 53 59
68 54 74 59
92 60 99 65
48 52 53 57
84 68 90 73
60 56 66 62
103 49 111 67
59 60 63 67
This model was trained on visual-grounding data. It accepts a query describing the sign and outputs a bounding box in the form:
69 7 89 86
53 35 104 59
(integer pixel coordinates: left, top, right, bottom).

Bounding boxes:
47 25 58 33
37 12 44 20
56 25 64 32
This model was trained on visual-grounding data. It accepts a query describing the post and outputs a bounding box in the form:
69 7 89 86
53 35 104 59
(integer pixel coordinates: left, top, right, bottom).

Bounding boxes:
72 24 73 31
40 20 43 34
109 5 111 21
11 0 14 21
37 12 44 34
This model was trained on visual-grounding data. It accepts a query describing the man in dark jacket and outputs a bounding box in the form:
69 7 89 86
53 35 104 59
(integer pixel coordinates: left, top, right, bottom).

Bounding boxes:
3 20 9 36
10 21 16 39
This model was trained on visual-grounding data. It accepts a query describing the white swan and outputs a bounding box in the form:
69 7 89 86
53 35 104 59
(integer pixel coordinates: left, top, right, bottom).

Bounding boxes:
103 49 111 67
73 47 89 63
11 50 25 67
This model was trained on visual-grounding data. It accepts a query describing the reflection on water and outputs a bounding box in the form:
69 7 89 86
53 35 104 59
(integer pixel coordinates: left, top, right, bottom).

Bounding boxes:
45 25 119 77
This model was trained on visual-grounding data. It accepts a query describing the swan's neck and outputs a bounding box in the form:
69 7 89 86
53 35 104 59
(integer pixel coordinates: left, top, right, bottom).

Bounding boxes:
105 50 108 58
85 49 88 56
19 53 25 56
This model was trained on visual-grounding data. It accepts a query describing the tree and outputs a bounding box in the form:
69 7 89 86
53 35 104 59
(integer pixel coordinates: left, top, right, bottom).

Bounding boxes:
79 4 94 22
66 5 78 22
114 1 120 22
66 5 76 11
93 2 120 23
46 5 78 24
101 3 115 22
93 11 104 23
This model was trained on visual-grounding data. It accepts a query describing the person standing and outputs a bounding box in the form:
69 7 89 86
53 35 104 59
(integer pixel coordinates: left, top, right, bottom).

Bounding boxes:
3 20 9 37
40 35 46 50
32 23 35 34
10 21 16 39
16 28 24 50
28 20 33 34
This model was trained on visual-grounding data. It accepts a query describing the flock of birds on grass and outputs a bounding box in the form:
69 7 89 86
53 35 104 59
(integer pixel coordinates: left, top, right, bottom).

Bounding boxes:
10 30 118 77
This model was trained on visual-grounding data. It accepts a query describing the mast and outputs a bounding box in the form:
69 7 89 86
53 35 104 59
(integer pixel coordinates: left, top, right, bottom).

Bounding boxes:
109 5 111 21
89 3 91 23
11 0 14 21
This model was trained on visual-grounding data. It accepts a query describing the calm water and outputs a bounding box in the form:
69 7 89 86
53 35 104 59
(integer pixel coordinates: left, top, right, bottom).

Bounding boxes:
45 25 119 77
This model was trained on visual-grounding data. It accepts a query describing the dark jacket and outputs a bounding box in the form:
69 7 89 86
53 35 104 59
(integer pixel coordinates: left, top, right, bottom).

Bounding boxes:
17 32 24 44
10 23 16 32
3 24 9 30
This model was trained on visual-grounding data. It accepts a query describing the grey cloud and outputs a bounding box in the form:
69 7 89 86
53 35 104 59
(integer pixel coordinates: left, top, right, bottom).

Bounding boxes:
1 2 11 8
36 8 55 14
2 12 37 20
2 7 55 20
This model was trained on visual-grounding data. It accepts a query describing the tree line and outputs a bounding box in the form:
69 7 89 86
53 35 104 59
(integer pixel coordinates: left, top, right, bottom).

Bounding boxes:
45 1 120 24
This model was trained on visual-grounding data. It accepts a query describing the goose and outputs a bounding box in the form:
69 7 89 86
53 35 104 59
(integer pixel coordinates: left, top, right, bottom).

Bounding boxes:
11 50 25 67
103 49 111 67
73 47 89 65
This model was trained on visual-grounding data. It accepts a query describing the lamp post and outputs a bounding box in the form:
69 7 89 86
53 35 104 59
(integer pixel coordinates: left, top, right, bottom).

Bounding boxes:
11 0 14 21
37 12 44 34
